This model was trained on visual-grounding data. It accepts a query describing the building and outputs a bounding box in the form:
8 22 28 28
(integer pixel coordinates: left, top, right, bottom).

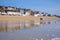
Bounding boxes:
0 6 41 16
0 6 34 16
0 6 20 16
33 11 40 16
20 9 32 16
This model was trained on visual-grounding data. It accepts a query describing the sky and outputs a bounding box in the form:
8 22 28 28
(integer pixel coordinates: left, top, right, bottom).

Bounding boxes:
0 0 60 15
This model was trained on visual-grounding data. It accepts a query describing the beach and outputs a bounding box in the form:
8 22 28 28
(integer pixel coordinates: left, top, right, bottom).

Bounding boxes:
0 16 59 21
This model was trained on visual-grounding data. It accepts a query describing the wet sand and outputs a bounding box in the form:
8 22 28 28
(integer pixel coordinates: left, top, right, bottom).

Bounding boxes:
0 16 59 21
0 20 60 40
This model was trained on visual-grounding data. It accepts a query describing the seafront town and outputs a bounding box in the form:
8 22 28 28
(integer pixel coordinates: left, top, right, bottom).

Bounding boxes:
0 6 51 16
0 6 59 20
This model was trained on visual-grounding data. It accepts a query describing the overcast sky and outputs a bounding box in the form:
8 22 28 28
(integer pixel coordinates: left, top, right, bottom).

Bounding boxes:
0 0 60 15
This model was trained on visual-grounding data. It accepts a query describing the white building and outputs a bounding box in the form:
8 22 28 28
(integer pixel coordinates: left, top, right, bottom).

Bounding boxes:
7 12 20 16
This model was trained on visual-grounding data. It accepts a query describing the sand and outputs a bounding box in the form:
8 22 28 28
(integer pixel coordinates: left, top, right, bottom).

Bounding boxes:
0 15 60 21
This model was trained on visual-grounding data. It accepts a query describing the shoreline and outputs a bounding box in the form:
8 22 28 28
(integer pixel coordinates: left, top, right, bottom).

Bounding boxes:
0 16 60 21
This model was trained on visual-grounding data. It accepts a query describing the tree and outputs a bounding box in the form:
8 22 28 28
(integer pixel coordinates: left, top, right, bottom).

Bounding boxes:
47 14 51 16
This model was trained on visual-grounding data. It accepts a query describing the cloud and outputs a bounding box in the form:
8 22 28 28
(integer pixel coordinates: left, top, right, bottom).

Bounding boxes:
39 6 60 15
46 6 60 15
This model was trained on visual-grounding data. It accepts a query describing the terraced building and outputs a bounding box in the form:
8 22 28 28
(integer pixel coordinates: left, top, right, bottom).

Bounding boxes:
0 6 40 16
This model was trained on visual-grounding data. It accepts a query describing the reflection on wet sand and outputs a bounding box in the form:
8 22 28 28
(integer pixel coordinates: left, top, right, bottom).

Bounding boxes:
0 21 20 32
0 20 60 40
0 20 56 32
